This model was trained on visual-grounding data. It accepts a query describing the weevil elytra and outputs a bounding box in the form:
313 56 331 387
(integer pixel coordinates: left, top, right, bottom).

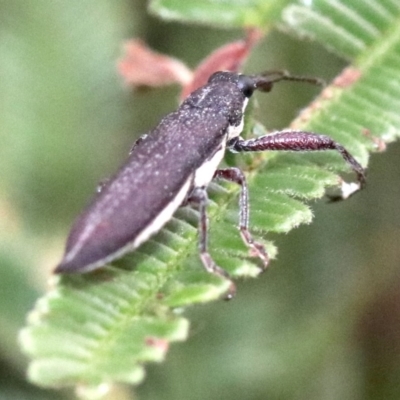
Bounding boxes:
55 71 366 297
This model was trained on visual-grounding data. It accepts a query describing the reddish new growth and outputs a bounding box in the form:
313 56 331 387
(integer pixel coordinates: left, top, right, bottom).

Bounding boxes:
118 39 192 88
362 128 387 152
332 67 362 88
118 29 263 101
145 337 169 353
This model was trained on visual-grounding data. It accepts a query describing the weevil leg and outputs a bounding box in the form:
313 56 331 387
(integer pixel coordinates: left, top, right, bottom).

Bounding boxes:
214 168 269 270
228 130 366 200
187 187 236 299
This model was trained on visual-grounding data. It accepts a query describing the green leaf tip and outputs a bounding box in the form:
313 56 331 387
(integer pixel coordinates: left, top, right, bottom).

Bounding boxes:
20 269 190 387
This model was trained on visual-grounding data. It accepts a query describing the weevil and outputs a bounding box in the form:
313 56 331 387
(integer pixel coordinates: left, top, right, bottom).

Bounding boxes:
55 71 366 297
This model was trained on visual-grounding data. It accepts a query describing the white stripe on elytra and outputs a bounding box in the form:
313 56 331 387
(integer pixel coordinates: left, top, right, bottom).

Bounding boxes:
194 142 226 188
227 98 248 140
64 178 192 272
194 98 248 188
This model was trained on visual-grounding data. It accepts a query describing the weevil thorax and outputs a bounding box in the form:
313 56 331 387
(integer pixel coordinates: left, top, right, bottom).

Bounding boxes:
177 71 256 189
182 71 256 141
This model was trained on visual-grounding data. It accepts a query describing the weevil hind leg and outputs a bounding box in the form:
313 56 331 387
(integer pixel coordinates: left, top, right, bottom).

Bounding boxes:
187 187 236 299
228 131 366 201
214 168 270 271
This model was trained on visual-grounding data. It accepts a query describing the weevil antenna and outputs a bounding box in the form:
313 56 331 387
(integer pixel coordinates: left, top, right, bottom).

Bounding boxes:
253 70 325 92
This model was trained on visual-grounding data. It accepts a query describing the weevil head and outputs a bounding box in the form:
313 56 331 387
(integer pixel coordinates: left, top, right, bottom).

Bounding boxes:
207 71 257 99
206 71 286 105
207 70 323 99
200 72 263 140
185 70 321 142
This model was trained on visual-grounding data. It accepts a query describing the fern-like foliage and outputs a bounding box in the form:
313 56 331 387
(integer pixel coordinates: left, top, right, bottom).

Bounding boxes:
20 0 400 392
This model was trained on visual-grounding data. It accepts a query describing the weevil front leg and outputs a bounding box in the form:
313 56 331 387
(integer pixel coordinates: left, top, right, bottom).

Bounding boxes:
228 130 366 200
187 187 236 299
214 168 269 270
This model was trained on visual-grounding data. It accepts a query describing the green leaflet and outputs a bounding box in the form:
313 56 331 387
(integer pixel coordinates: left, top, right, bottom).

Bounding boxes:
149 0 289 27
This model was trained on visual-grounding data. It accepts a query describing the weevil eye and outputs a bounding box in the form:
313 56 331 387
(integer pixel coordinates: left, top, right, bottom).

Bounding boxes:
237 75 255 98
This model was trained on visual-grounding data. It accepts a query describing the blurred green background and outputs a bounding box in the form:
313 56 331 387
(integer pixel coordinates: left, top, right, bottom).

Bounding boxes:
1 1 400 399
